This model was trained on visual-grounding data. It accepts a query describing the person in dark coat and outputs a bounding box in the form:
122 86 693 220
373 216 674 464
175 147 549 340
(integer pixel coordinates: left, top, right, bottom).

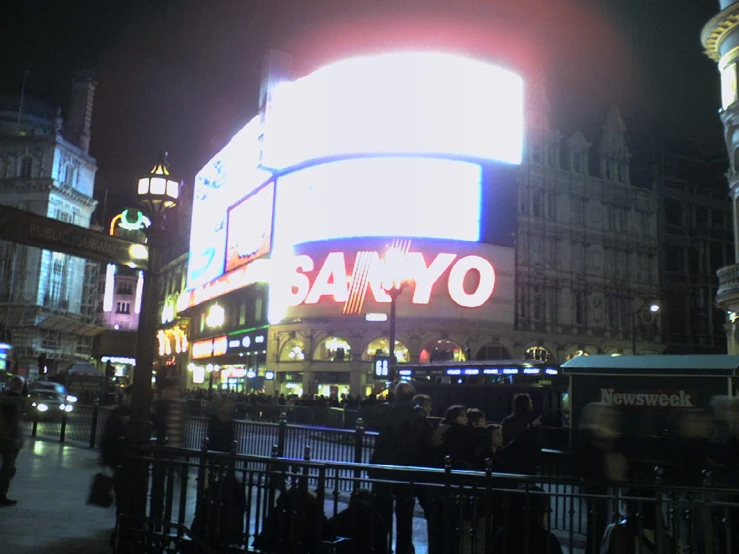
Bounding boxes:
253 488 326 553
0 376 25 506
100 386 132 518
369 382 432 554
430 405 473 469
325 488 388 554
501 393 542 475
207 395 236 453
491 486 563 554
577 402 628 554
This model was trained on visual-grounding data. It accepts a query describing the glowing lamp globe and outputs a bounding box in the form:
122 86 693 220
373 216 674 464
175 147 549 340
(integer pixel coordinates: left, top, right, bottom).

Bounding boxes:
137 152 180 220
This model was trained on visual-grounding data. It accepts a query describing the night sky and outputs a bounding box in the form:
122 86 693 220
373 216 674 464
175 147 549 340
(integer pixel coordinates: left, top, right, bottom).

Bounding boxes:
0 0 727 221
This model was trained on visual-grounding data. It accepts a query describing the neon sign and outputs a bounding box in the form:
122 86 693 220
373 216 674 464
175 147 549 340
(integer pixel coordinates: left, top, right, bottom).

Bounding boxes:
284 250 496 309
191 336 228 359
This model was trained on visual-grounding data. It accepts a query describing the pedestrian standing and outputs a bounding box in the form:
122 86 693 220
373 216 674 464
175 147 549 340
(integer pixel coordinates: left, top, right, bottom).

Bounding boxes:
0 375 25 506
369 382 432 554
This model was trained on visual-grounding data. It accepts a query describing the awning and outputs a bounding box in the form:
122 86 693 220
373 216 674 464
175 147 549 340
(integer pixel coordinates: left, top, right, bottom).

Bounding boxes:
37 315 106 337
66 362 101 375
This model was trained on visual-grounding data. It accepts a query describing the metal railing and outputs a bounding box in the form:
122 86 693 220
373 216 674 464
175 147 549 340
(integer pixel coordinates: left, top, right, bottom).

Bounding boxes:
113 442 739 554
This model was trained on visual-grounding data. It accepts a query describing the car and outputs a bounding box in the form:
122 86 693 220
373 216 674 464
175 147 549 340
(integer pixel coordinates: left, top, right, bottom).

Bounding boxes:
26 389 73 419
29 381 77 404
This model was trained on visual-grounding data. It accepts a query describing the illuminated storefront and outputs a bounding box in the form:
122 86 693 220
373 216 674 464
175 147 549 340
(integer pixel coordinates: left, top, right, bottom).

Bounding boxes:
176 51 525 396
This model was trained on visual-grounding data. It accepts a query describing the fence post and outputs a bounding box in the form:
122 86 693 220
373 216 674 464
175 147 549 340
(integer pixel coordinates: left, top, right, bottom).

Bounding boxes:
304 445 311 461
653 465 665 551
353 418 364 464
89 400 99 448
31 413 38 438
60 412 67 442
277 411 287 457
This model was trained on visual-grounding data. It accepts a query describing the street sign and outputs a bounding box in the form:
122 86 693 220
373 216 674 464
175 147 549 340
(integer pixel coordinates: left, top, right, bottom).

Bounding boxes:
0 204 149 270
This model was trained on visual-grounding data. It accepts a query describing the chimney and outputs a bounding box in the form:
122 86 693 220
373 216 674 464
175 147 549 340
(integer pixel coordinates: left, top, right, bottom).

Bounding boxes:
65 70 97 154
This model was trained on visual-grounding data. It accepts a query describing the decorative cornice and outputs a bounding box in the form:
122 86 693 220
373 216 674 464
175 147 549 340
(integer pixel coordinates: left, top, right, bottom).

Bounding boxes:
702 3 739 62
0 179 97 208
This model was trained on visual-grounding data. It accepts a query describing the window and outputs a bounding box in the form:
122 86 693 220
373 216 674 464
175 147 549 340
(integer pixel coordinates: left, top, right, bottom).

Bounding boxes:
532 236 542 265
64 165 74 185
573 242 584 273
531 145 543 164
238 302 247 326
533 286 543 321
546 193 556 219
572 152 582 172
616 251 626 279
608 296 619 329
618 209 627 233
573 198 583 224
519 286 529 319
117 283 133 296
547 238 557 267
255 296 264 322
547 148 557 168
48 252 66 309
116 301 130 314
518 234 528 263
604 248 614 275
575 292 585 325
18 157 32 178
519 189 528 214
548 288 558 323
532 190 542 216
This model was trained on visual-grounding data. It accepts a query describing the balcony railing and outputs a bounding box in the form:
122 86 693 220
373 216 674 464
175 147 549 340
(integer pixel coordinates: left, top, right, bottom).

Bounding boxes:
716 264 739 305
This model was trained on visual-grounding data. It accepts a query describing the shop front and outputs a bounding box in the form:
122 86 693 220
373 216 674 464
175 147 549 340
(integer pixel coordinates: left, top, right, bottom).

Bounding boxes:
187 329 268 392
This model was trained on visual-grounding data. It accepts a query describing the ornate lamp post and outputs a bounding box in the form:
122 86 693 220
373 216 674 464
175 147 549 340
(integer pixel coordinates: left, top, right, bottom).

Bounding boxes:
129 153 180 440
631 300 660 355
379 246 410 382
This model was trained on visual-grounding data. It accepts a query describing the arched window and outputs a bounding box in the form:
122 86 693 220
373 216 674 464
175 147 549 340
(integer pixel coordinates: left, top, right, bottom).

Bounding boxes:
315 336 352 362
525 346 553 362
419 339 466 363
565 350 590 362
474 344 511 361
280 339 306 361
363 337 410 363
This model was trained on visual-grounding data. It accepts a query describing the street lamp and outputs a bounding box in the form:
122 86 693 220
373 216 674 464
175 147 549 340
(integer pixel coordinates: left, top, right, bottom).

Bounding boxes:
631 300 660 355
379 245 410 382
129 152 180 441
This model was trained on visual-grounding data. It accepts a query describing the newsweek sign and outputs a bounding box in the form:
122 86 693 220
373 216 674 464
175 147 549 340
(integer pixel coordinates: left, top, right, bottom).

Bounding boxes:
600 388 694 409
272 240 515 323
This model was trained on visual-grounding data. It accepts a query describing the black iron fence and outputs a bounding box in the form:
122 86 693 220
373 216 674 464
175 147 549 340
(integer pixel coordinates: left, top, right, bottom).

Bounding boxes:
114 442 739 554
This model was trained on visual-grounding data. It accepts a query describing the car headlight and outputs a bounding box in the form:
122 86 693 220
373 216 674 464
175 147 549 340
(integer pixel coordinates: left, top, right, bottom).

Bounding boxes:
64 405 73 413
37 404 48 412
59 404 66 410
66 395 77 403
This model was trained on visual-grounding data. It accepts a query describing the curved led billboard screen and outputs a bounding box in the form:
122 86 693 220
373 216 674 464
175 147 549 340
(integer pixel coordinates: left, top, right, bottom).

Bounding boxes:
261 52 524 171
271 157 481 249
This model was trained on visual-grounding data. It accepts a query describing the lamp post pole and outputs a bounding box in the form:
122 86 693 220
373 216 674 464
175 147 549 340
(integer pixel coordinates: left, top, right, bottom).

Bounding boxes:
631 310 637 356
123 153 179 544
130 225 161 440
387 287 402 382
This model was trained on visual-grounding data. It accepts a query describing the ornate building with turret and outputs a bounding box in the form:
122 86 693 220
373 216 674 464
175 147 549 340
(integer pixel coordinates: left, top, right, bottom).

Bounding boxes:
0 72 101 379
703 1 739 354
513 84 663 363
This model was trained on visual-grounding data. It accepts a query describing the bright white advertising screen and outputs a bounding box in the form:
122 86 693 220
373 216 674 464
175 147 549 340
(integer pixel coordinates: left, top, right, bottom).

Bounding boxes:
187 116 272 290
272 157 482 250
261 52 524 171
225 182 275 273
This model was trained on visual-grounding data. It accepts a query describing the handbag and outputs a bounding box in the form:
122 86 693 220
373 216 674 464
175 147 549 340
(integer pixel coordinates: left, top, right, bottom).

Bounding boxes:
87 471 114 508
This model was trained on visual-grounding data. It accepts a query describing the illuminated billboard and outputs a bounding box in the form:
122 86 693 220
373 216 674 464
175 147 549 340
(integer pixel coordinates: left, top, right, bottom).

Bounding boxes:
225 182 275 272
261 52 524 171
186 116 272 290
271 157 481 249
267 238 515 325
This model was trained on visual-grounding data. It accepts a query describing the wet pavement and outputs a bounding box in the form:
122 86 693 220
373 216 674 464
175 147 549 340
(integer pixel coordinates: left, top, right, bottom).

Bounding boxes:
0 439 113 553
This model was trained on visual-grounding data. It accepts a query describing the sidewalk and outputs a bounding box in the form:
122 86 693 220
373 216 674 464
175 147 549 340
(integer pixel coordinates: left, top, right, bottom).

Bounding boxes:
0 439 114 553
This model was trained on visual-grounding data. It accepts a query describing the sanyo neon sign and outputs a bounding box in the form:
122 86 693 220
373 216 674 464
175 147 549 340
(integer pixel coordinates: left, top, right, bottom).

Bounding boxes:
285 251 496 310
